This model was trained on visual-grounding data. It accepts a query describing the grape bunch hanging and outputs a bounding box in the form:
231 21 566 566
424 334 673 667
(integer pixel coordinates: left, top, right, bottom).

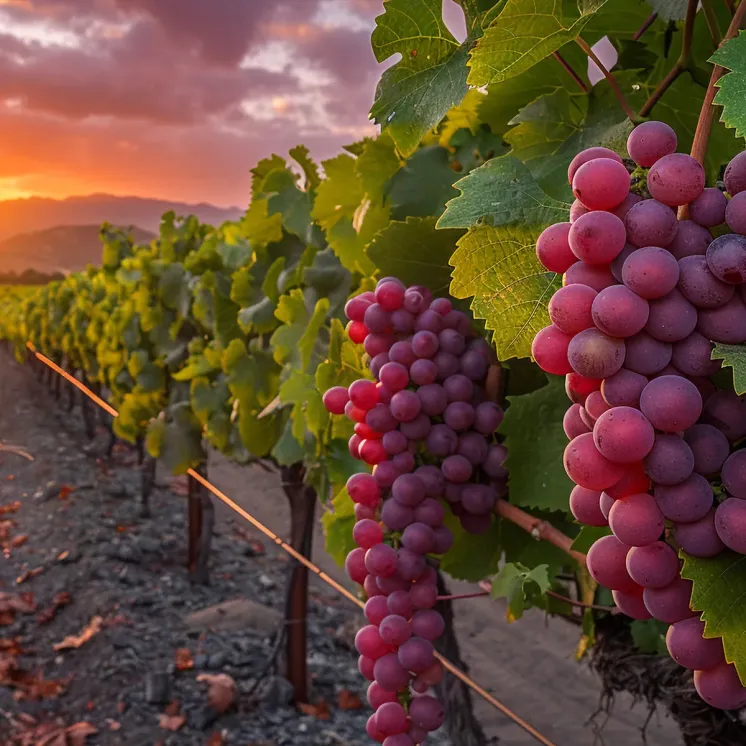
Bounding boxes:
533 121 746 711
322 280 506 745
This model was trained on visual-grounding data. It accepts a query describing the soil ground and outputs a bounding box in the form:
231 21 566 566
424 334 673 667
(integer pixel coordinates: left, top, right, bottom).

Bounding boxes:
0 351 683 746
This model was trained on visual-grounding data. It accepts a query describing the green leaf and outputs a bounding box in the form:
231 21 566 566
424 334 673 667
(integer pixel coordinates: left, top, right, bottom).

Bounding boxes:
712 32 746 142
500 376 573 511
646 0 687 21
370 0 470 156
571 525 611 554
490 562 551 621
439 510 502 582
356 134 403 197
322 487 358 567
468 0 609 86
681 551 746 685
289 145 321 192
241 198 284 248
711 343 746 394
630 619 669 655
450 223 560 359
499 517 574 577
368 217 464 295
272 418 307 466
160 404 204 475
438 155 570 230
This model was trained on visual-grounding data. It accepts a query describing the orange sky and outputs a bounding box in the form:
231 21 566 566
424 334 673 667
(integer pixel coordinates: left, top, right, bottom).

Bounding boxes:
0 0 466 207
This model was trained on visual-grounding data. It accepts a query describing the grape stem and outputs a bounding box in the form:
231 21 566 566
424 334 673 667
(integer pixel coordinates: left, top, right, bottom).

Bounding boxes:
552 51 589 93
724 0 735 13
575 37 638 124
633 12 658 41
494 499 588 564
690 0 746 166
436 591 491 601
701 0 722 44
638 0 699 118
473 582 619 613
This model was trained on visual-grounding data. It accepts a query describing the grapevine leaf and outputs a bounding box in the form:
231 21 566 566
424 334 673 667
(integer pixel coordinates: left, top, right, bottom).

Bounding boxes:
272 419 306 466
500 376 573 511
468 0 610 86
241 198 284 248
355 134 403 197
238 407 283 458
571 525 611 554
368 217 464 295
251 154 287 198
630 619 669 655
370 0 470 156
711 343 746 395
270 291 330 372
438 155 570 230
322 487 357 567
490 562 551 622
437 89 486 148
450 223 560 359
499 518 573 577
289 145 321 192
439 511 502 582
712 32 746 141
646 0 687 21
160 404 205 475
325 440 363 494
681 551 746 685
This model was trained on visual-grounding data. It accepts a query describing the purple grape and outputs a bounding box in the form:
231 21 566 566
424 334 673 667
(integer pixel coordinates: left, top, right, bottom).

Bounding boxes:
366 404 398 433
654 473 714 523
722 450 746 498
626 541 680 589
690 187 727 228
591 285 649 338
412 330 439 358
409 694 445 732
379 615 412 647
567 328 626 379
644 434 694 485
388 340 416 367
392 474 426 507
667 219 712 260
706 233 746 284
438 328 466 356
387 590 412 618
443 374 474 403
441 454 473 482
426 424 458 458
396 547 426 580
364 303 392 334
694 662 746 710
434 351 460 379
622 246 679 299
431 525 454 553
390 308 415 334
459 349 489 380
725 151 746 196
461 484 497 514
380 362 410 392
645 289 697 343
482 444 508 479
647 153 705 206
417 383 448 416
373 653 410 692
623 332 672 376
457 431 489 464
639 375 702 432
696 294 746 343
671 332 720 377
666 616 725 671
677 255 734 309
444 401 475 431
365 543 398 577
410 358 437 385
715 498 746 553
624 199 678 247
390 390 422 422
414 310 443 334
401 523 435 554
382 430 408 456
643 577 696 624
684 423 730 476
726 191 746 235
415 465 444 497
399 413 431 440
381 500 414 531
413 498 446 526
411 610 445 641
675 507 725 557
703 390 746 441
403 289 426 314
601 368 648 408
370 353 390 379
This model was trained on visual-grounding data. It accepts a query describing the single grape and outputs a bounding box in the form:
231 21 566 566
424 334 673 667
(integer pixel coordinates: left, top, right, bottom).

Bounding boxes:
564 432 625 490
390 390 422 423
675 508 725 558
627 121 677 167
414 309 443 334
647 153 705 206
612 585 652 620
715 498 746 554
605 462 651 500
431 525 454 554
443 401 475 432
380 500 414 532
415 465 445 496
368 681 398 711
694 662 746 710
382 430 408 456
373 653 410 692
644 434 694 486
667 219 713 261
566 371 602 404
570 199 590 223
364 595 391 627
610 242 637 283
725 151 746 196
347 320 368 344
347 473 381 507
564 404 591 440
460 348 489 381
457 431 489 465
690 187 728 228
586 534 635 591
591 285 649 338
376 281 406 312
572 158 631 211
379 615 413 647
601 368 648 408
354 519 384 550
416 384 448 417
612 192 643 221
410 358 438 386
654 473 714 523
398 637 435 673
722 450 746 498
349 379 379 411
585 390 610 422
563 261 616 292
392 474 426 507
567 328 625 379
401 522 435 555
536 222 576 273
645 289 698 343
640 375 702 432
608 492 664 546
377 573 410 596
622 246 680 300
593 406 655 464
430 297 453 316
473 401 503 435
434 350 461 380
677 255 734 309
364 333 394 358
482 444 508 479
442 454 473 483
569 211 627 264
696 294 746 344
411 610 446 642
360 439 388 465
439 329 465 357
643 576 696 624
365 543 398 577
684 424 730 476
360 656 376 682
626 541 680 589
707 232 746 285
670 333 719 379
412 330 439 359
579 405 596 430
666 616 725 671
461 484 497 514
426 424 459 458
624 199 678 248
702 390 746 441
379 362 409 392
548 284 597 335
356 624 393 660
569 485 606 527
567 147 624 183
413 497 446 527
345 292 375 322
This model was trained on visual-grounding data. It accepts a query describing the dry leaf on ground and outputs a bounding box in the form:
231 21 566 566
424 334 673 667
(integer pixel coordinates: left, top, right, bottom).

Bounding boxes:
158 713 186 731
0 501 21 515
298 700 331 720
53 616 103 651
66 721 98 746
337 689 363 710
197 673 236 713
174 647 194 670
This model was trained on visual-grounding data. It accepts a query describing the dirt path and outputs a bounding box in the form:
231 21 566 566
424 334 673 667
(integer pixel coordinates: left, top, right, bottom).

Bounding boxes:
0 350 684 746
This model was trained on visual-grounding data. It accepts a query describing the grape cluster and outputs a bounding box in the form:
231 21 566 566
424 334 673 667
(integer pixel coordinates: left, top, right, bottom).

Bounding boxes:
533 121 746 711
322 279 507 744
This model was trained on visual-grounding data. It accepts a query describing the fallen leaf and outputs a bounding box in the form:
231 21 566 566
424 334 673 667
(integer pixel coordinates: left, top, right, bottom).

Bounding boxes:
53 616 103 651
107 719 121 731
298 700 331 720
337 689 363 710
206 734 224 746
10 534 28 548
174 647 194 671
115 525 130 533
164 700 181 716
56 551 69 561
0 501 21 515
0 638 23 655
116 700 126 714
16 567 44 584
85 700 95 711
66 721 98 746
37 592 72 625
158 713 186 731
197 673 236 713
58 485 72 500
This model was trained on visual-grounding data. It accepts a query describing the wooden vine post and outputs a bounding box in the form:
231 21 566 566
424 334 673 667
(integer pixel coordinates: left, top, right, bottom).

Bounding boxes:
187 462 214 585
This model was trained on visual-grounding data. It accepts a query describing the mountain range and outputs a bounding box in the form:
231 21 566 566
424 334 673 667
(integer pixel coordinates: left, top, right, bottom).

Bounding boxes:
0 194 244 275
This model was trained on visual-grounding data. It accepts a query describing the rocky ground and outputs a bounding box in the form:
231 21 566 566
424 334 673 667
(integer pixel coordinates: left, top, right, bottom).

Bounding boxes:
0 353 445 746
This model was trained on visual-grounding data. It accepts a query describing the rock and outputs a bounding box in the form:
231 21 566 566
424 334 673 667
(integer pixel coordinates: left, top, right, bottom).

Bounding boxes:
144 672 171 704
184 598 282 635
261 676 295 708
208 651 227 669
116 544 142 564
258 574 276 590
194 653 209 670
189 704 219 730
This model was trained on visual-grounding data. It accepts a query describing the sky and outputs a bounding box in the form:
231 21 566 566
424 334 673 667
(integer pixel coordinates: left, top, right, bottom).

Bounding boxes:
0 0 467 207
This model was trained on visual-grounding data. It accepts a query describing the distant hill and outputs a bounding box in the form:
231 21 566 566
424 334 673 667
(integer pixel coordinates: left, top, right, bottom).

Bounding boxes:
0 194 243 244
0 225 155 275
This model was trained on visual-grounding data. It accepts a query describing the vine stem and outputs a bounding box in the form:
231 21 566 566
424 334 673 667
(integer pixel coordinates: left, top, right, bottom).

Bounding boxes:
633 12 658 41
436 591 491 602
701 0 722 44
691 0 746 166
494 499 587 564
575 37 637 124
552 51 588 93
639 0 699 118
474 582 618 613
